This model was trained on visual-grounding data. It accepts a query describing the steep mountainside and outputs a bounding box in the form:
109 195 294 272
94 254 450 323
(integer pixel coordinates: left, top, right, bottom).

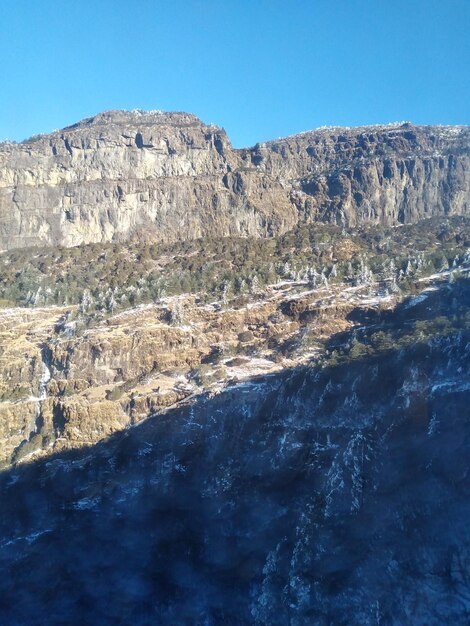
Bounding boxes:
1 111 470 624
0 110 469 250
245 124 470 225
1 217 468 468
0 280 469 625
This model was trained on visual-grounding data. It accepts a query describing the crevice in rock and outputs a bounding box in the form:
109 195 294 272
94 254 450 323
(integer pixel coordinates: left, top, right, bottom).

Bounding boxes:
61 135 73 157
135 132 144 149
52 402 66 436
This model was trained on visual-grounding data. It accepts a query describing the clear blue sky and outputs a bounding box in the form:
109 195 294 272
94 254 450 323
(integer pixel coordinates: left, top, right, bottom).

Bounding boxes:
0 0 469 147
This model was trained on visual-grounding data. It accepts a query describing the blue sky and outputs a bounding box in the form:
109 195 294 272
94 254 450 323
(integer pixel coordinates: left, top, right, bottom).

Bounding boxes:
0 0 469 147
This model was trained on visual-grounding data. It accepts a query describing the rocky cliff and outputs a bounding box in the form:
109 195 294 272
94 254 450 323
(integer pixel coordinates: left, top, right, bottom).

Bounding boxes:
0 280 357 467
245 123 470 225
0 110 469 250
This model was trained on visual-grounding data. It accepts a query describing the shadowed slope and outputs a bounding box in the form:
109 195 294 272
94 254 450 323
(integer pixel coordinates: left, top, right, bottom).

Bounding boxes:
0 282 469 624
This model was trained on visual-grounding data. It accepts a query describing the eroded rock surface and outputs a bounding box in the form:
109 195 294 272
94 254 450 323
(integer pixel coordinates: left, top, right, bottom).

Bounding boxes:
0 280 360 467
1 111 469 249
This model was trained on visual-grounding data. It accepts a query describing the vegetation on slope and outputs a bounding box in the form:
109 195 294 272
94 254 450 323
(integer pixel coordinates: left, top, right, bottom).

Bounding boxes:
0 217 468 317
322 275 470 366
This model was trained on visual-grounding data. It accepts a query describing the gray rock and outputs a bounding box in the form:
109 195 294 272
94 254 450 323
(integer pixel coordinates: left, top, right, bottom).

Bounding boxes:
0 111 469 249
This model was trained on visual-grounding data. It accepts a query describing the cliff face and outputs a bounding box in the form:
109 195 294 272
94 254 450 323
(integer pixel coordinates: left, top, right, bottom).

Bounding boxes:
247 124 470 226
0 110 295 250
0 111 469 249
0 280 356 467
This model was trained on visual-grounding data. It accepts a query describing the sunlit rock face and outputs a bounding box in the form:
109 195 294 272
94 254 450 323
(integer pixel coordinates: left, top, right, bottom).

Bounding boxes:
0 111 469 250
0 282 469 625
0 110 296 249
248 124 470 226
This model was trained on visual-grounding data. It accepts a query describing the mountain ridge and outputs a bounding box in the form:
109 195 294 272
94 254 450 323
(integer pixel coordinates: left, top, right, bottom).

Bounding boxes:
5 110 467 147
0 110 469 250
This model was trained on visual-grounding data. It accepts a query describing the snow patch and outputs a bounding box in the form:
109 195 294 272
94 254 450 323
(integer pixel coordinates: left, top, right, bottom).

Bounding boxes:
72 496 100 510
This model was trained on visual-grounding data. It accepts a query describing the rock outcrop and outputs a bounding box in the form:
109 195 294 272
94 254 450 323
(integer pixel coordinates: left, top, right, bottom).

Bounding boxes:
246 124 470 226
0 281 354 467
0 110 295 250
0 110 469 250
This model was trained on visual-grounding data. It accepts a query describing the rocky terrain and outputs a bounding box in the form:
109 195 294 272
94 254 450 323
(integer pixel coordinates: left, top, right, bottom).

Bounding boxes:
0 275 386 467
0 110 469 250
1 216 468 469
0 278 469 625
1 111 470 624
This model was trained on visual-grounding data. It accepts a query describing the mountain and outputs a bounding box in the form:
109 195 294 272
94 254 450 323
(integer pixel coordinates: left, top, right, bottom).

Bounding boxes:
1 216 469 468
0 279 469 625
1 110 470 624
0 110 469 250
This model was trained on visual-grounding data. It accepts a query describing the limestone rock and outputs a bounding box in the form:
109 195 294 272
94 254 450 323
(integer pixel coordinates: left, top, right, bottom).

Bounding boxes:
0 112 469 250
